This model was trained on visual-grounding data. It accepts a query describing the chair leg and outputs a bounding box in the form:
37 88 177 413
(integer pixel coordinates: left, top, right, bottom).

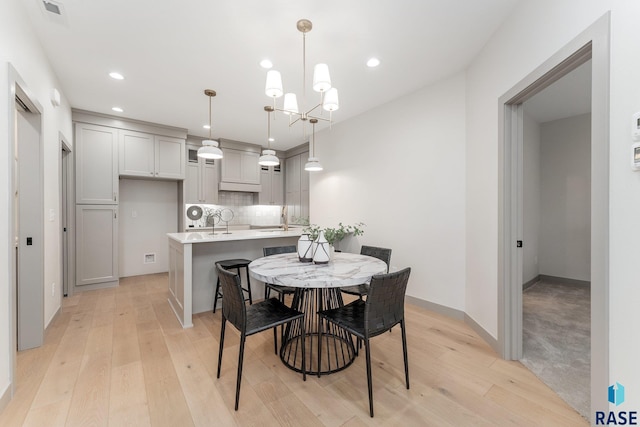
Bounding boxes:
273 327 278 355
213 277 221 313
317 317 323 378
400 319 410 389
300 316 306 381
217 317 226 378
234 335 246 411
244 267 253 305
365 338 374 417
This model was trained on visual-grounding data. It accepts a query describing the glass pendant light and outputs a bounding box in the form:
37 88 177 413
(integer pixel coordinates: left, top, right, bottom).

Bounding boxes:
304 118 323 171
259 106 280 166
198 89 223 160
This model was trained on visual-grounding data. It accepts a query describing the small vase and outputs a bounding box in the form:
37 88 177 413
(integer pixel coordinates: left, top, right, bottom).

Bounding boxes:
297 233 313 262
313 230 331 264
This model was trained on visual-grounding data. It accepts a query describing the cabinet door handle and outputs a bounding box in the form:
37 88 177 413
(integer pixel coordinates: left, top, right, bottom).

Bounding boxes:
113 192 117 202
150 172 154 175
114 211 117 219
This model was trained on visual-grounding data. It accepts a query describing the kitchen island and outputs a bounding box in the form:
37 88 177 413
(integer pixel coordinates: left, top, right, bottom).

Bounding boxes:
167 228 302 327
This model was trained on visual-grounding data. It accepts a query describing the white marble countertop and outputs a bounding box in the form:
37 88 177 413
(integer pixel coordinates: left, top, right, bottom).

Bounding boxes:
167 228 303 244
249 252 387 288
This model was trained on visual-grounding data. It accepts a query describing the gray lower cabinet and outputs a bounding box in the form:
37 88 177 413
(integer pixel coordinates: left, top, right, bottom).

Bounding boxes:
75 205 118 287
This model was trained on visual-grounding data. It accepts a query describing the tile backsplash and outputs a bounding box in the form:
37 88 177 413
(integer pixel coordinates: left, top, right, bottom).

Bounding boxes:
185 191 282 229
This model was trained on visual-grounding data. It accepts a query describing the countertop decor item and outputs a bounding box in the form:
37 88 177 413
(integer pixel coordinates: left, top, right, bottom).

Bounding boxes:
187 205 203 220
219 208 234 234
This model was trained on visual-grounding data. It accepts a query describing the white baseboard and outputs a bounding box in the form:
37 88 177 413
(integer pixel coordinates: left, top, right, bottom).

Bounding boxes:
0 383 11 415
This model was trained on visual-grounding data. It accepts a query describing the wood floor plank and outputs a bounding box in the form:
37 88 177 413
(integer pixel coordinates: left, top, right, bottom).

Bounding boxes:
108 362 151 427
21 399 72 427
2 272 588 426
65 353 112 427
163 332 236 427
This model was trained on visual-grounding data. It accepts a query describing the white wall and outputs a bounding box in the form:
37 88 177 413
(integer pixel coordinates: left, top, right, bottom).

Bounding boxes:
1 0 72 405
539 114 591 281
465 0 640 411
465 0 609 339
522 111 541 284
119 179 178 276
311 72 467 311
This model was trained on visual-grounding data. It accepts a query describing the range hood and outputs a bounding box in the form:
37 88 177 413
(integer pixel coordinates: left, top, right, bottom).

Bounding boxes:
219 182 262 192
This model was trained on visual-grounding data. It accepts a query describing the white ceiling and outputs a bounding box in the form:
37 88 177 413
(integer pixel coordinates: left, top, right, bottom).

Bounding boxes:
23 0 522 150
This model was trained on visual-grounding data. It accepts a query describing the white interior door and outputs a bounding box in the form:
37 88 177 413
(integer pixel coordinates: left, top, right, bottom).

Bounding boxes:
16 98 44 351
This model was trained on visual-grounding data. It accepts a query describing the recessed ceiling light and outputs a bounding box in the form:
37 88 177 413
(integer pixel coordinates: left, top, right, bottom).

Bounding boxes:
112 107 123 113
109 72 124 80
203 124 211 129
366 58 380 68
260 59 273 69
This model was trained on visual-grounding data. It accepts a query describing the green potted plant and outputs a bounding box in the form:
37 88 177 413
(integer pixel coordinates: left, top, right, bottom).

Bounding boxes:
303 222 365 250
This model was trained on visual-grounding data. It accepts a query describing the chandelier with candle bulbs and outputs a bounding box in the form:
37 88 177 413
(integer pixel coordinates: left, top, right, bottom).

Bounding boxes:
260 19 339 171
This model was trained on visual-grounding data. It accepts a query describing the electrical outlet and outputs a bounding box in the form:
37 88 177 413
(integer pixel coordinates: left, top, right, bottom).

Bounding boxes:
51 282 55 297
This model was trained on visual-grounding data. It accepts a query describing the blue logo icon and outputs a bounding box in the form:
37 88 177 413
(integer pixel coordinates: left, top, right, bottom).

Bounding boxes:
609 382 625 406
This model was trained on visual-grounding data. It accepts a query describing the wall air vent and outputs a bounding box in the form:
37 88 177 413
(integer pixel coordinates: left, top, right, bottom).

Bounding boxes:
144 253 156 264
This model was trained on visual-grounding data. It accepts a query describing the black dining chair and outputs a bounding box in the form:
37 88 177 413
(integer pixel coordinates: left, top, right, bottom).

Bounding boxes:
263 245 297 303
216 265 306 411
340 245 392 300
318 267 411 418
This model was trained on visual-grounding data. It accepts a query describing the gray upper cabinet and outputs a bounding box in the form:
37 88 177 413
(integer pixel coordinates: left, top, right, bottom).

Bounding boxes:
184 144 218 204
285 152 309 223
258 163 284 205
75 123 119 204
220 148 261 189
119 129 185 179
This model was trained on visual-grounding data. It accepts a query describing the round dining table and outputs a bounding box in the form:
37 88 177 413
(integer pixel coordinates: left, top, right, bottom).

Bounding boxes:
249 252 387 375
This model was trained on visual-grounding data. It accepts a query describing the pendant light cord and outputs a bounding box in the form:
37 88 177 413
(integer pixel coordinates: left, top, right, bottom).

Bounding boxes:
208 94 212 139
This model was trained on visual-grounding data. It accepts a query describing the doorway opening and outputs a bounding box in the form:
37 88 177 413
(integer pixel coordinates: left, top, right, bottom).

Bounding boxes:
518 60 592 417
498 14 610 420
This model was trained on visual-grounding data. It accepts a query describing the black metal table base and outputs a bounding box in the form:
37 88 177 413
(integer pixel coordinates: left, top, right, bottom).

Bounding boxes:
280 288 356 376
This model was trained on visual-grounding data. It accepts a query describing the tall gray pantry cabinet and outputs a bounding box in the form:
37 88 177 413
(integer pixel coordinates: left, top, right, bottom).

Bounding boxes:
74 123 119 288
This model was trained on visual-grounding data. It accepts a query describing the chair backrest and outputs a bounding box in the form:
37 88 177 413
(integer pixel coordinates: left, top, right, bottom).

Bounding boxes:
365 267 411 336
216 264 246 332
263 245 297 257
360 245 392 273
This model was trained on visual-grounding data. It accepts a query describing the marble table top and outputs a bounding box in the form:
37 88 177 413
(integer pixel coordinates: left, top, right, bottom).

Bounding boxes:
248 252 387 288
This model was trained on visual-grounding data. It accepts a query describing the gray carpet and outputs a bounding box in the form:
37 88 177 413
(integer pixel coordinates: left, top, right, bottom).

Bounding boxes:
520 279 590 419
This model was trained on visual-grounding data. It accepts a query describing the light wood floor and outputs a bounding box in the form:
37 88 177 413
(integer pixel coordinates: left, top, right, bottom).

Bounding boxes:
0 273 588 426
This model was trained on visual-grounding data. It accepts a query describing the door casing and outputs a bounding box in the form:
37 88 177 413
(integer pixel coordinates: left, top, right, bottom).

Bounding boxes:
498 13 610 419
